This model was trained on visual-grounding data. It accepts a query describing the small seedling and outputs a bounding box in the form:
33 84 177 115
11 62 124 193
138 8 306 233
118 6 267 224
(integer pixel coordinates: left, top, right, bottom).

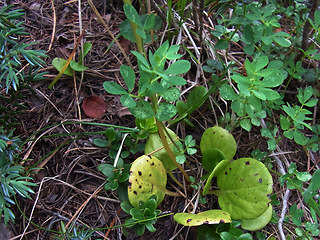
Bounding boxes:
52 42 92 77
121 195 162 236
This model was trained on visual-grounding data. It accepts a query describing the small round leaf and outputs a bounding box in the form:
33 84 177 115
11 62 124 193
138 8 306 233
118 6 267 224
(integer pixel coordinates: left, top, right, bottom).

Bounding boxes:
128 155 167 208
200 126 237 160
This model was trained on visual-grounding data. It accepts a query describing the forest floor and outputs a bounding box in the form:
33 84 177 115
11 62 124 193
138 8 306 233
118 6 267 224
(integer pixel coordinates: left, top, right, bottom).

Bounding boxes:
1 0 319 240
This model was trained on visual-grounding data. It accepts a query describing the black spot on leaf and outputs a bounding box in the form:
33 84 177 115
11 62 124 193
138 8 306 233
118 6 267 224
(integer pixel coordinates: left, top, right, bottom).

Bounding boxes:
225 171 228 175
138 171 142 176
187 219 192 223
133 191 137 195
203 221 209 224
246 161 250 165
259 178 262 183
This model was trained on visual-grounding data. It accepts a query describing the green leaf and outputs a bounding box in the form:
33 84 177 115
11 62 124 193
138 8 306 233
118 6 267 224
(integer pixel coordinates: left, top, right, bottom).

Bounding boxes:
293 130 308 145
202 148 226 173
132 51 150 68
200 126 237 161
79 42 92 60
103 81 127 95
123 4 142 26
93 138 109 148
215 158 273 220
255 55 269 72
156 102 177 121
215 39 229 50
166 76 187 86
69 60 89 72
161 87 180 102
98 164 115 178
120 65 135 92
219 84 238 100
128 155 167 208
165 60 191 75
240 118 252 131
273 32 291 47
289 204 304 226
303 169 320 203
52 58 73 76
241 204 273 231
145 128 181 172
296 172 312 182
129 100 154 120
304 98 318 107
174 210 231 226
120 95 136 108
121 201 133 214
243 25 254 43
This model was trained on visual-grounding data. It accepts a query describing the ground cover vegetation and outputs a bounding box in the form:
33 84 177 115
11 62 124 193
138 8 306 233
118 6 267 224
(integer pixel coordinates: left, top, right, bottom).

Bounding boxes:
0 0 319 239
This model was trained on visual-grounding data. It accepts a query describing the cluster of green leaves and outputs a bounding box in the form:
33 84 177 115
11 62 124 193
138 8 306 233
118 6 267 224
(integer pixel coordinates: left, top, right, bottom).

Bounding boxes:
120 4 162 45
196 221 256 240
0 128 35 225
279 164 320 239
93 128 144 161
104 40 190 121
0 5 46 93
121 195 161 236
280 86 318 149
220 55 286 131
98 159 130 192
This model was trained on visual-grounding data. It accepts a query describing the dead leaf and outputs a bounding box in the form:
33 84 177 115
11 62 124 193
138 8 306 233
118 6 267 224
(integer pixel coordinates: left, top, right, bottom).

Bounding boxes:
82 95 107 119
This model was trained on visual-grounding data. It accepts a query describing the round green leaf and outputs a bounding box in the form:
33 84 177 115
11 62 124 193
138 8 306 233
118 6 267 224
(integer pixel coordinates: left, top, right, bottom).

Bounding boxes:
52 58 73 76
241 204 273 231
202 148 226 173
215 158 273 220
174 210 231 227
200 126 237 160
145 128 181 172
128 155 167 208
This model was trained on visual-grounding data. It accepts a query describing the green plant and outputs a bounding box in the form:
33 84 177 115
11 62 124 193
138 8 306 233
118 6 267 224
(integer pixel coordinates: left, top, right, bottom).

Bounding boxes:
0 5 46 93
51 42 92 77
121 195 162 236
220 55 287 131
0 128 36 225
53 222 94 240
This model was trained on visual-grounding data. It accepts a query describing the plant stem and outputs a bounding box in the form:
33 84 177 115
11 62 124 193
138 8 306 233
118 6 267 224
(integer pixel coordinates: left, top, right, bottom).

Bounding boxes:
122 0 144 54
168 172 184 188
155 119 191 184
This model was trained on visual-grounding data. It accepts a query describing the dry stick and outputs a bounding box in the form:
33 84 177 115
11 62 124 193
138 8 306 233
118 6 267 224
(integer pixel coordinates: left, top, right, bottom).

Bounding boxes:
104 208 122 239
48 0 56 51
294 0 319 63
75 0 83 123
19 176 46 240
87 0 133 68
261 119 288 240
